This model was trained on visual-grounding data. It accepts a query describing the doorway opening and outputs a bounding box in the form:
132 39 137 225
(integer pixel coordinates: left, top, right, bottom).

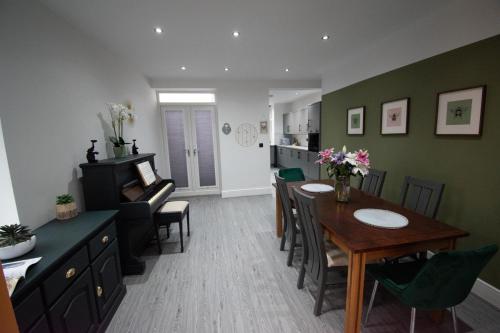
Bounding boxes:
268 89 322 184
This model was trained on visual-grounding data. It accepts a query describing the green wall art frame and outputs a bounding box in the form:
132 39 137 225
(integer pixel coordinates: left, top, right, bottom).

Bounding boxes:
347 106 365 135
435 85 486 136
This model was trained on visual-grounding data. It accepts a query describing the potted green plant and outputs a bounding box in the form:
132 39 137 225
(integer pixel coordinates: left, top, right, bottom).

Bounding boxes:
55 194 78 220
0 224 36 260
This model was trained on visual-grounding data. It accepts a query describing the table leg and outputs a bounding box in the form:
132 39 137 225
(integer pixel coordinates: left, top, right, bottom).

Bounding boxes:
344 251 366 333
275 191 283 238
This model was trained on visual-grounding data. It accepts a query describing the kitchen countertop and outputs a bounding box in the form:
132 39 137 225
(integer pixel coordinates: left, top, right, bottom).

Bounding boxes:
277 145 309 151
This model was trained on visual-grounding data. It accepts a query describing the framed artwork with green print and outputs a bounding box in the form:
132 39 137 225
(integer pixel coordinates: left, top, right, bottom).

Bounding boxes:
347 106 365 135
435 85 486 136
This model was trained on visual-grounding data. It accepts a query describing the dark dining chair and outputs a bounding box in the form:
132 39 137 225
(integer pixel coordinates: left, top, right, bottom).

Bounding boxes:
279 168 306 182
364 244 498 333
292 188 348 316
400 176 445 219
275 174 301 266
360 168 387 197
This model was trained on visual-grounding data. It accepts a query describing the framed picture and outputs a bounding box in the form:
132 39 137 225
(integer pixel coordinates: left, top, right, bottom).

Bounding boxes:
346 106 365 135
380 98 410 135
259 121 268 134
435 85 486 136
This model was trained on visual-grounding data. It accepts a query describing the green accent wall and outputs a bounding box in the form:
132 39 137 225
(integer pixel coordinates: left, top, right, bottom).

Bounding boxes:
321 35 500 288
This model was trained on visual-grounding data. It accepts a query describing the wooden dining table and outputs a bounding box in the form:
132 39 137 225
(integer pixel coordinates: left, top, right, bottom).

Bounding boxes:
273 179 468 333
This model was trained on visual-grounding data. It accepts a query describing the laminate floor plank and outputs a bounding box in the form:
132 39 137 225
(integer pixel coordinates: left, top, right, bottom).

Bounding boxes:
106 194 499 333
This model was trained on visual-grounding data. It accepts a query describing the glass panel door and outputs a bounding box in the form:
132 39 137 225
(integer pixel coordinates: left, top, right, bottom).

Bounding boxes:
191 106 217 188
162 107 191 188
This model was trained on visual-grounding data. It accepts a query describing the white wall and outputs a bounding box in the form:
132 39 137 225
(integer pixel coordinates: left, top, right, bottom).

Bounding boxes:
0 1 165 229
322 0 500 93
0 118 20 226
149 78 320 197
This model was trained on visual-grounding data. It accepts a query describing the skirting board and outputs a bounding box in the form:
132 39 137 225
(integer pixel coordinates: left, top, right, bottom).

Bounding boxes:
472 278 500 310
171 189 220 198
221 187 272 198
427 251 500 309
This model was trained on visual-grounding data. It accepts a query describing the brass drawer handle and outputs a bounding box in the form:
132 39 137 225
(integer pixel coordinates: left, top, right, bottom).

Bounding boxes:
96 286 103 297
101 235 109 244
65 268 76 279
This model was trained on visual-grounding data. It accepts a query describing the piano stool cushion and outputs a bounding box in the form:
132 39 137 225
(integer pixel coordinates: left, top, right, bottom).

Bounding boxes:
158 201 189 214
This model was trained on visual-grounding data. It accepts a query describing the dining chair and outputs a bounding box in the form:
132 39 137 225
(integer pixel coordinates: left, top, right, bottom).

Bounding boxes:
364 244 498 333
292 188 348 316
400 176 445 219
275 174 301 266
360 168 387 197
278 168 306 182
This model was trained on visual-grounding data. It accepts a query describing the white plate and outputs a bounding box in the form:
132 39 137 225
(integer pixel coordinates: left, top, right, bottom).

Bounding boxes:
300 184 334 193
353 209 409 229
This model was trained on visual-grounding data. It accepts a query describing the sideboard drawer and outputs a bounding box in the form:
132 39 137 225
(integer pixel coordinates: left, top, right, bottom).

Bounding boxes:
14 288 45 333
43 246 89 305
88 222 117 260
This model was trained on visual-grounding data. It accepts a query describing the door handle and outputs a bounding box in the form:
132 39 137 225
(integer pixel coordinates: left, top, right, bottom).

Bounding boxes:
185 149 190 156
193 148 197 155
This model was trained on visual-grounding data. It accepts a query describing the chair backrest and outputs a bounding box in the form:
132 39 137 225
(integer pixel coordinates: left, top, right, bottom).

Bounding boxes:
275 174 296 241
399 176 444 219
278 168 306 182
292 188 327 284
360 168 387 197
402 244 498 310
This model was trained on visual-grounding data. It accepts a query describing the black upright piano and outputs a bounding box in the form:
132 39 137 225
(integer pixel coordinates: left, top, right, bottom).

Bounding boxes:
80 153 175 275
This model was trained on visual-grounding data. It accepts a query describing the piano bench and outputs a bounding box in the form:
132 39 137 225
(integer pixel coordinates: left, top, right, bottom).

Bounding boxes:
155 200 190 253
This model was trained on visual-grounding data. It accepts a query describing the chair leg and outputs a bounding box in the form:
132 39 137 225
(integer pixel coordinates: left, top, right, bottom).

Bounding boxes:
286 231 296 267
364 280 379 326
410 308 416 333
313 281 326 316
451 307 458 333
279 220 287 251
179 220 184 253
297 265 306 289
187 211 190 237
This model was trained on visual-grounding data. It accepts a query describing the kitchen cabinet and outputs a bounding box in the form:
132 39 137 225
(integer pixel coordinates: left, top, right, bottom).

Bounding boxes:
298 108 308 134
276 146 319 180
282 102 321 135
307 102 321 133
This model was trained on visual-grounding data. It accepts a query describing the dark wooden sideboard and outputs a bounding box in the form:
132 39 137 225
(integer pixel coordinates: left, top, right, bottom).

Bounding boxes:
8 211 126 333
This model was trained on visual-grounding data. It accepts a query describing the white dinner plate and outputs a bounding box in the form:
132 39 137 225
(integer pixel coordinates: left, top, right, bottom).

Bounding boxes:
353 209 409 229
300 184 334 193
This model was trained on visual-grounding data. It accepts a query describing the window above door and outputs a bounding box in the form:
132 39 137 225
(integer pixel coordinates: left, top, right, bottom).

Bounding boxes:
158 92 216 104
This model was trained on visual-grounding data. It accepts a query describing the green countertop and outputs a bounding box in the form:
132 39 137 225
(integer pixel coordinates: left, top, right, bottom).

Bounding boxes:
6 210 118 304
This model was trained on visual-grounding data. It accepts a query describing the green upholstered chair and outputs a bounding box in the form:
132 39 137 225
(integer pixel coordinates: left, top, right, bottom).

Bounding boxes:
278 168 306 182
364 244 498 333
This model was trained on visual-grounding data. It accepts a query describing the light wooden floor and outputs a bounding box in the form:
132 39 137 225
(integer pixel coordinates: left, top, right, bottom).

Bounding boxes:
107 195 500 333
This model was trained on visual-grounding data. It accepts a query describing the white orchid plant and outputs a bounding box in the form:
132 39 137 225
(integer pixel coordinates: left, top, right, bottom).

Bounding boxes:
107 103 135 147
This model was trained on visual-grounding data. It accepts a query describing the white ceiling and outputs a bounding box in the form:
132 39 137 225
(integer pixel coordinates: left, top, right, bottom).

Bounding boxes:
40 0 452 81
269 89 321 104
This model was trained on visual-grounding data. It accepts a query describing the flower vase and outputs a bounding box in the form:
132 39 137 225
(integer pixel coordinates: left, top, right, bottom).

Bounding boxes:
113 145 128 158
335 176 351 202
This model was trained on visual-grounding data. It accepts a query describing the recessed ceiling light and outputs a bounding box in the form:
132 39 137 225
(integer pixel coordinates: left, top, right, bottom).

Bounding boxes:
180 66 187 71
322 34 330 40
232 31 240 38
295 92 300 95
154 27 163 34
224 67 230 72
284 68 290 72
